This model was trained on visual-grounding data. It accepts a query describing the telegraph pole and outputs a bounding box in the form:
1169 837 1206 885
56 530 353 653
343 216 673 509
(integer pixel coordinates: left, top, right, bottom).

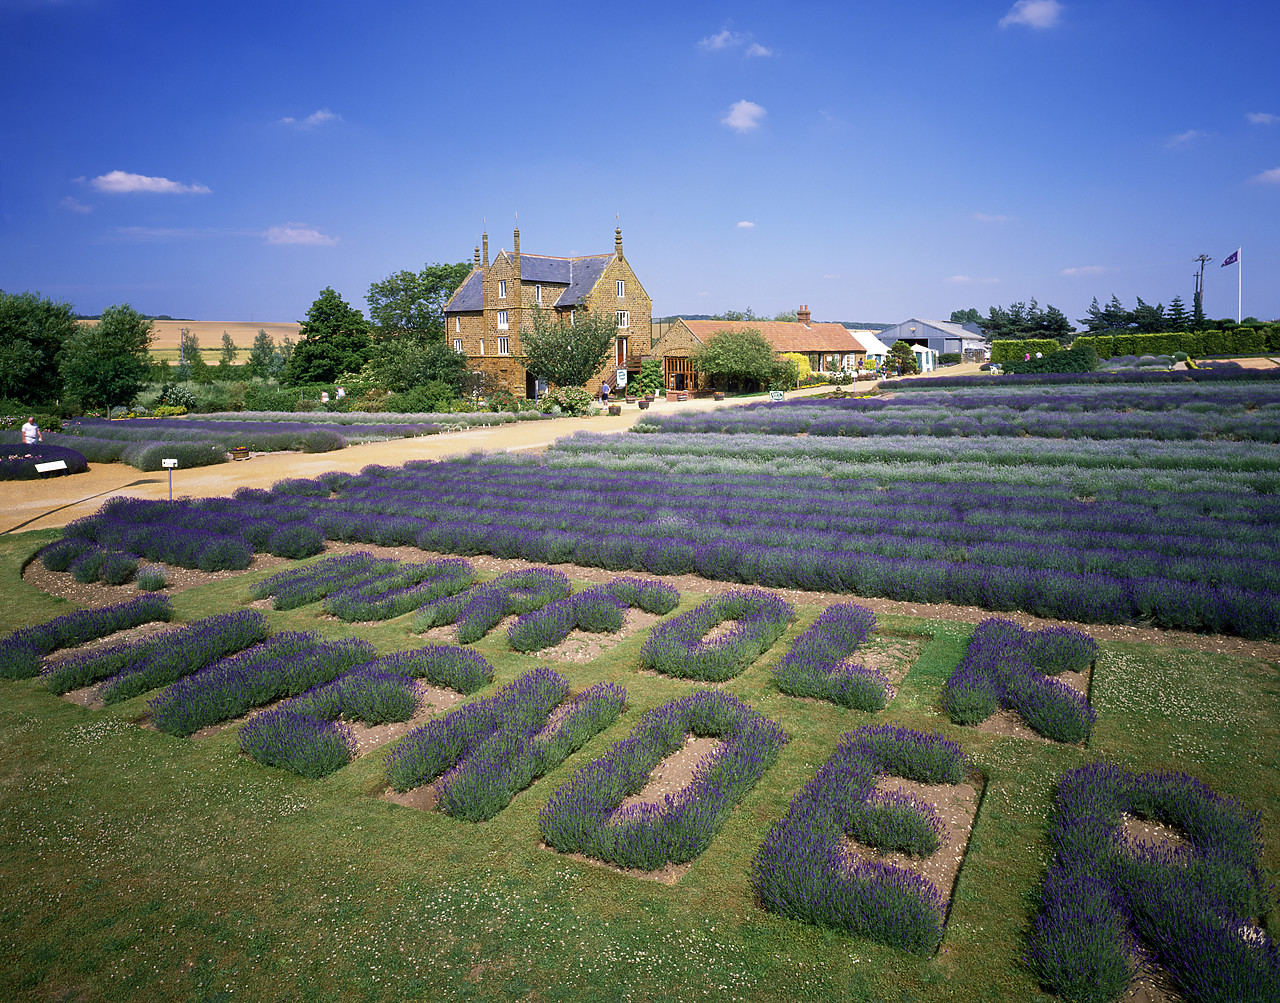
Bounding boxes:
1193 254 1212 327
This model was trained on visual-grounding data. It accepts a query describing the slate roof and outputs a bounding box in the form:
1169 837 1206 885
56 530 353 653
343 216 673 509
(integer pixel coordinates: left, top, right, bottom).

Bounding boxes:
443 252 615 313
679 319 863 354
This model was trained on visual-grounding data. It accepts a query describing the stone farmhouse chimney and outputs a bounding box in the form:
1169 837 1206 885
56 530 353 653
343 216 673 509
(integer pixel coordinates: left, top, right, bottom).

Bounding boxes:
482 232 489 268
513 226 520 275
797 304 811 326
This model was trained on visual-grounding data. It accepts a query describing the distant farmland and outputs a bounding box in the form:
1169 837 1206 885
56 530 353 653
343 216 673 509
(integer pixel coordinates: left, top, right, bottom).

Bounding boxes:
76 319 302 363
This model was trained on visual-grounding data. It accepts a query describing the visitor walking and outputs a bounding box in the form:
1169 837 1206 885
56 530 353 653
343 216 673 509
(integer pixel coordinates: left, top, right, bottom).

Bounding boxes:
21 417 42 445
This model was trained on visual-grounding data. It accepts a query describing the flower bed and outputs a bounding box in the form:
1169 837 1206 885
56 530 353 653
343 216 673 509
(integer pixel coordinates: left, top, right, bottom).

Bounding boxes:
1027 762 1280 1002
147 633 375 737
638 589 796 681
772 603 889 709
0 593 172 679
751 725 965 954
414 567 572 643
942 618 1097 743
506 576 680 653
322 557 475 622
251 551 397 610
384 667 625 821
539 690 787 870
43 610 269 700
0 443 89 480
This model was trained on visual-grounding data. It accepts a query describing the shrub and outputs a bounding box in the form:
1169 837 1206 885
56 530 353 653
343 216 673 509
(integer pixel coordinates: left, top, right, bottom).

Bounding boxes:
772 603 889 710
639 589 796 681
99 551 139 586
135 566 168 591
0 443 89 480
266 522 326 559
39 537 95 572
506 576 680 653
540 690 787 870
752 726 964 954
0 594 172 679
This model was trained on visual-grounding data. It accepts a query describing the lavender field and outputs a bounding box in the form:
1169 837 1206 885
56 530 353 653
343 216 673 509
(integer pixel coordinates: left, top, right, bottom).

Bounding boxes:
1 371 1277 1002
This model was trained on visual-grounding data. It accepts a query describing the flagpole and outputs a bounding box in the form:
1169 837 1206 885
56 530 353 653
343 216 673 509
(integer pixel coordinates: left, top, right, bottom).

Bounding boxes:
1237 246 1242 324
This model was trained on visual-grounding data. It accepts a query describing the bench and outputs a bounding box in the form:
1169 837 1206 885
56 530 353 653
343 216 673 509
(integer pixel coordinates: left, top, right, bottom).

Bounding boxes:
231 446 250 461
34 460 68 475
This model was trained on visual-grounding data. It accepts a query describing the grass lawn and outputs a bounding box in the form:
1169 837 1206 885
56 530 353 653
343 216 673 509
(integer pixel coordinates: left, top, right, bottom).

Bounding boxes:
1 529 1276 1002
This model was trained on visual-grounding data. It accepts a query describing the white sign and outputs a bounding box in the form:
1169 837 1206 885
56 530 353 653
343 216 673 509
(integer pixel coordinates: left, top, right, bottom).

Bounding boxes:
615 369 628 387
769 390 785 402
161 458 179 469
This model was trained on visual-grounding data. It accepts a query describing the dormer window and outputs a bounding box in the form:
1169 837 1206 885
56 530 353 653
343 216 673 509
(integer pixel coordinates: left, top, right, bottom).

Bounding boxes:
498 280 507 299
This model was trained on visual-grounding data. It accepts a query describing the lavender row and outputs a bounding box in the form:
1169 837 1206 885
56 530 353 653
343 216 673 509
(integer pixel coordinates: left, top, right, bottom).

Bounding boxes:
744 382 1280 412
147 632 375 737
323 557 475 622
42 609 269 699
772 604 889 710
635 405 1280 443
506 577 680 653
1027 763 1279 1002
565 429 1280 479
892 368 1280 389
65 417 347 453
251 551 399 609
751 725 965 954
238 646 497 778
639 589 796 682
0 593 172 679
942 618 1098 743
414 567 573 643
539 689 788 870
194 409 547 427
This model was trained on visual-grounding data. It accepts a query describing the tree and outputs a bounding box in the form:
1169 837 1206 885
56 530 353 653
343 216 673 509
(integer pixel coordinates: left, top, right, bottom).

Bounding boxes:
366 262 471 342
888 340 919 376
219 331 238 365
1166 295 1190 332
773 309 798 322
365 337 468 395
60 304 153 413
522 307 618 389
244 329 276 379
1131 297 1165 334
281 287 372 385
949 307 983 326
709 308 759 322
693 327 778 391
176 328 213 383
0 290 78 405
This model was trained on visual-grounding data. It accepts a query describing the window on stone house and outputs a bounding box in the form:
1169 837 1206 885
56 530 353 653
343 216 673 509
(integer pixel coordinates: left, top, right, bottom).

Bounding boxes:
479 339 485 356
616 310 629 329
455 316 460 333
497 310 509 330
498 280 507 299
616 336 628 367
535 285 542 305
616 279 625 298
453 338 463 353
497 337 510 355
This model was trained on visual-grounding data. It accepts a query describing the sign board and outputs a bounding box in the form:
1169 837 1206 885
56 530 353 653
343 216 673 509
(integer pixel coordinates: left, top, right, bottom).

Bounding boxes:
615 369 628 388
769 390 785 402
161 458 179 469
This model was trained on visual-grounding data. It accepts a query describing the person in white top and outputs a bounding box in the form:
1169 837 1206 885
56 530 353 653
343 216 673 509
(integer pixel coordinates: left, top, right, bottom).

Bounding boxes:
21 417 42 445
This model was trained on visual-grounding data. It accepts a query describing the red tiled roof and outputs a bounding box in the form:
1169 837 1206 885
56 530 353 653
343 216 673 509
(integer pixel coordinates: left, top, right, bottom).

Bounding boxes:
680 319 862 354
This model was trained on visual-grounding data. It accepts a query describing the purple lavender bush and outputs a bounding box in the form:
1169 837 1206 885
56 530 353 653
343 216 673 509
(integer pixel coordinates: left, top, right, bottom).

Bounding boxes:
0 593 172 679
942 618 1096 743
413 567 572 643
321 557 475 622
639 589 797 682
772 603 890 710
507 576 679 653
751 725 964 954
539 690 787 870
1027 762 1279 1003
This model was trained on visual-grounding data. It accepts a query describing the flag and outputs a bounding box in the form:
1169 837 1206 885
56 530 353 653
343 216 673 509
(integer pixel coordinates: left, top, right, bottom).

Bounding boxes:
1222 249 1239 267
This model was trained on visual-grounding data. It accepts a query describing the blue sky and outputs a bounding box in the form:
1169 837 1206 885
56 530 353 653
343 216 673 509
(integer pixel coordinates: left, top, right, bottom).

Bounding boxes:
2 0 1277 326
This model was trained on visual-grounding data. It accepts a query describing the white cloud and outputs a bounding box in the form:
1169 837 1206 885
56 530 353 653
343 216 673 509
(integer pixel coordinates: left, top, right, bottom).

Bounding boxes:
263 223 338 246
699 29 741 50
1247 112 1279 125
1166 129 1207 147
1062 265 1106 275
279 108 341 129
946 275 1001 285
1251 167 1280 184
999 0 1062 29
736 220 756 229
61 196 92 214
722 99 766 133
973 212 1014 223
745 43 772 57
89 171 211 194
115 226 215 241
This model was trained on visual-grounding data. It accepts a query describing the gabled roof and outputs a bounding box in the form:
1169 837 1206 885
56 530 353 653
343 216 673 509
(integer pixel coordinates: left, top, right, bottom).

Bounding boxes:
885 318 980 342
846 329 891 355
679 319 863 354
442 252 616 314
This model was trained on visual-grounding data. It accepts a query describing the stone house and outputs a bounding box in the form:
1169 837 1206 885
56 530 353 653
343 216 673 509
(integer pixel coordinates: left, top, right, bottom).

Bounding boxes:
650 307 866 391
442 227 651 398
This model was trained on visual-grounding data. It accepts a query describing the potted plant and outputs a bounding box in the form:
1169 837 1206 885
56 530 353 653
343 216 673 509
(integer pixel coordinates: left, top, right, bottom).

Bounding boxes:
638 399 650 410
714 391 725 401
608 404 622 416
